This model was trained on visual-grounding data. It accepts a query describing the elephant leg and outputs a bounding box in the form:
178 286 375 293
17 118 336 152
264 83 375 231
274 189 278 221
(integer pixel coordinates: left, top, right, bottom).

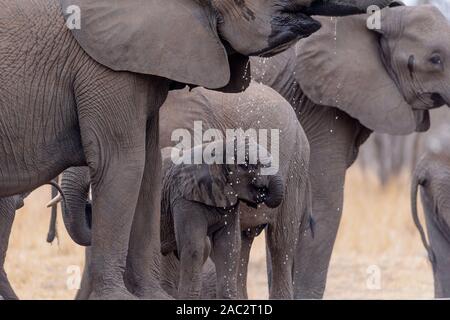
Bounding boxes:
293 111 362 299
85 149 145 300
211 214 241 299
293 166 346 299
0 197 18 300
266 171 306 299
175 213 208 299
237 232 255 299
76 72 148 300
160 252 181 299
124 113 171 299
421 189 450 298
75 247 93 300
266 226 296 299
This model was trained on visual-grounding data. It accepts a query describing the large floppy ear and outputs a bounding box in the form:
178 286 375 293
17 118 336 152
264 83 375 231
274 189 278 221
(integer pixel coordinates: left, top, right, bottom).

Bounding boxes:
60 0 246 90
177 163 238 208
294 9 417 135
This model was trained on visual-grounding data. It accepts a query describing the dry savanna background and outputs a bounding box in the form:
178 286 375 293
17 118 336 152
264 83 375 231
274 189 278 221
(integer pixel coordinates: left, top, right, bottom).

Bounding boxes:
6 166 433 300
5 0 447 302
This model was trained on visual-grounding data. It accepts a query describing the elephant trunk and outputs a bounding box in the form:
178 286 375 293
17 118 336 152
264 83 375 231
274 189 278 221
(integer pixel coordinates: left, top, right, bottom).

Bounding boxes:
410 166 436 264
264 174 284 209
61 167 92 246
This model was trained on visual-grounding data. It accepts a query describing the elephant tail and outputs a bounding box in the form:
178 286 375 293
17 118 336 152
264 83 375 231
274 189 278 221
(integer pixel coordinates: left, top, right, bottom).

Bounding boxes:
411 170 435 263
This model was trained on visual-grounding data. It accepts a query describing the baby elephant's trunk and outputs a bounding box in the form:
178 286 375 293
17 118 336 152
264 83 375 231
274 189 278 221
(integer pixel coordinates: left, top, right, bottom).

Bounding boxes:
264 174 284 209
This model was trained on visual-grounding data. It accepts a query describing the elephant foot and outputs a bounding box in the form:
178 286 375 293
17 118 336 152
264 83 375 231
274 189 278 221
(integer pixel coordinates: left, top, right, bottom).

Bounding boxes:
0 280 19 300
293 287 325 300
0 290 18 300
89 287 138 300
136 287 174 300
0 294 18 300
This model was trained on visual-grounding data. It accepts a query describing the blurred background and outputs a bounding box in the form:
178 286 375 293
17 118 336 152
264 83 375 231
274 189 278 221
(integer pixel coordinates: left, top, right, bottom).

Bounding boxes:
5 0 450 299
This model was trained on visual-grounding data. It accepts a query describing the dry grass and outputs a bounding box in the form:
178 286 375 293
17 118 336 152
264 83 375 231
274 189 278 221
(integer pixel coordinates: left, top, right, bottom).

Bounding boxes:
5 167 434 299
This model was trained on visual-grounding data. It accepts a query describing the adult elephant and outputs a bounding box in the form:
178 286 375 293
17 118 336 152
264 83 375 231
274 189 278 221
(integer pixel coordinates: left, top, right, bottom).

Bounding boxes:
251 4 450 298
0 0 380 299
49 82 311 299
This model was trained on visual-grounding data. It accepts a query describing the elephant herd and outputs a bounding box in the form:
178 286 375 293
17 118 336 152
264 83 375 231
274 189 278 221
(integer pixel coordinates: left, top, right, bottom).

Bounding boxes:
1 0 450 300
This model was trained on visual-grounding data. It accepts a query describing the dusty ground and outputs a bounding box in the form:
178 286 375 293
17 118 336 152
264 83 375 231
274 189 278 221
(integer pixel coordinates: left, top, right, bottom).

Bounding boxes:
5 166 434 299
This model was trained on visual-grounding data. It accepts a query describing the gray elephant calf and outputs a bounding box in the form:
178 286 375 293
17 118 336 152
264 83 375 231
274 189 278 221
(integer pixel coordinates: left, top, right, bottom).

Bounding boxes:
160 82 312 299
411 126 450 298
160 140 284 299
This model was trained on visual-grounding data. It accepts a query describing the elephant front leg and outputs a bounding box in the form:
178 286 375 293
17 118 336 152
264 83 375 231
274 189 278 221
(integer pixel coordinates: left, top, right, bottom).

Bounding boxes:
75 248 93 300
211 214 241 299
174 210 209 299
292 147 348 299
265 178 305 299
293 109 364 299
237 225 266 299
0 197 19 300
237 233 254 299
86 152 146 300
77 81 148 299
124 114 171 299
266 225 296 299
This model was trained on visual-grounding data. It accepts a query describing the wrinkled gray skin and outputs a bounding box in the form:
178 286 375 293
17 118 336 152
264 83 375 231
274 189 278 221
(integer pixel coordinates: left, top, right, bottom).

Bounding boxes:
0 0 375 299
252 5 450 298
56 82 311 300
69 141 285 300
411 128 450 298
160 84 311 299
0 195 27 300
0 180 59 300
160 143 284 299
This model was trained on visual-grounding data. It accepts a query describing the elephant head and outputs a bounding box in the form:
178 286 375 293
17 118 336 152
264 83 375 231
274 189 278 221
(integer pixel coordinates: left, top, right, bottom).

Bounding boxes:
169 139 284 210
287 5 450 135
60 0 391 93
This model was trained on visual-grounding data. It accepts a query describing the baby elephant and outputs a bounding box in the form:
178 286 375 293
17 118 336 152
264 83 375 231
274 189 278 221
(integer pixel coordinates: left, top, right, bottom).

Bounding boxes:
411 130 450 298
160 140 284 299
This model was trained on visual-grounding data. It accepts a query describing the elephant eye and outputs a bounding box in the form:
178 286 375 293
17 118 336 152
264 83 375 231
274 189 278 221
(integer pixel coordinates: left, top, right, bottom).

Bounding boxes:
430 54 443 67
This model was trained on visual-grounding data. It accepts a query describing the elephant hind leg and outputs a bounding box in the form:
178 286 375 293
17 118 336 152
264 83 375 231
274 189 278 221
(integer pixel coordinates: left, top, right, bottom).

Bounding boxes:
0 197 19 300
236 233 255 299
266 171 306 299
75 248 93 300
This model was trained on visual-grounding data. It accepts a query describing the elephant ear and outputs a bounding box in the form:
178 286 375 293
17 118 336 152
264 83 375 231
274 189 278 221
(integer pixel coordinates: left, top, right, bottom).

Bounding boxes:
60 0 247 91
177 163 237 208
294 11 417 135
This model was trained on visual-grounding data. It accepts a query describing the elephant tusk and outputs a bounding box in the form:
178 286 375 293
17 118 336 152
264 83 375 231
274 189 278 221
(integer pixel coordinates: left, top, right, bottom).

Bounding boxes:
46 194 63 208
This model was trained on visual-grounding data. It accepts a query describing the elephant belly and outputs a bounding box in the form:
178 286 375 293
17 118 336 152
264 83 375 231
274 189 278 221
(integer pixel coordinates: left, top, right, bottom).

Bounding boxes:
0 131 85 196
